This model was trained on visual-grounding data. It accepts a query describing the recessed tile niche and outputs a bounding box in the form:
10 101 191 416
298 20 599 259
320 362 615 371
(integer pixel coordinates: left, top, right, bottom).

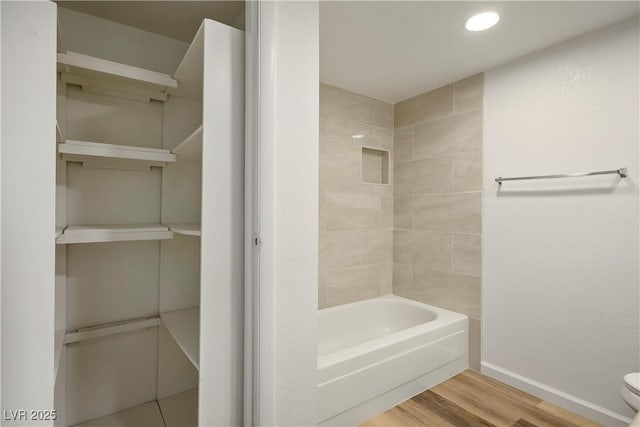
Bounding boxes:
362 147 389 184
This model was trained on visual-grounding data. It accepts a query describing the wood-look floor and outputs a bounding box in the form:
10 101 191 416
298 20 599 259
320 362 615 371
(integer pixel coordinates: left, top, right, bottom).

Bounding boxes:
361 370 602 427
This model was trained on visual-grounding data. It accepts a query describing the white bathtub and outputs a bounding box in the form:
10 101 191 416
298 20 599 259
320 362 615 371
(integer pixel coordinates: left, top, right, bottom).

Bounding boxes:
317 295 468 426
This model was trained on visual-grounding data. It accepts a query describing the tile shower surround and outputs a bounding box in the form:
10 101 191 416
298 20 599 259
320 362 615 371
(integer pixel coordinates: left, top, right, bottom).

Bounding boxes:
319 83 394 309
319 75 483 370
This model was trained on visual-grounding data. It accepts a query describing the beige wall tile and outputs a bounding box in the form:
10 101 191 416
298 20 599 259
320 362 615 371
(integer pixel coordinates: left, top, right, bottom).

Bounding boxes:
318 231 329 273
453 233 481 277
394 195 412 229
411 267 481 318
320 84 393 129
412 231 453 271
413 109 482 160
320 84 395 308
393 263 413 295
454 273 481 318
393 230 452 271
325 193 391 231
409 268 454 308
394 156 453 195
413 193 481 233
393 230 413 264
454 150 482 192
325 263 391 307
394 84 454 128
319 229 392 272
321 118 393 194
468 317 481 371
326 280 380 307
320 83 368 123
321 119 393 149
321 79 485 311
367 97 394 129
454 73 483 112
381 195 394 228
384 76 483 322
395 143 413 165
394 287 413 300
363 182 394 197
394 127 413 163
318 274 327 309
379 262 393 295
319 192 327 232
320 140 362 193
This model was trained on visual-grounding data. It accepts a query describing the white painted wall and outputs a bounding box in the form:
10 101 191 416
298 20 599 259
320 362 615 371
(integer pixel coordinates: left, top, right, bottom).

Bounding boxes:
258 2 319 425
57 7 188 74
1 2 57 424
483 17 639 425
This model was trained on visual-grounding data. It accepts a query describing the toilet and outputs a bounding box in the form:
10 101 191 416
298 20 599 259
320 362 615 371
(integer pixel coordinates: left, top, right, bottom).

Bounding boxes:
622 373 640 426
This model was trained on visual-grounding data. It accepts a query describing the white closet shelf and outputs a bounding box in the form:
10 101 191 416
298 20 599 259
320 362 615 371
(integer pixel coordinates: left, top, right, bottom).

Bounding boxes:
64 317 161 345
161 307 200 370
172 125 203 159
166 223 201 237
57 51 178 102
59 140 176 169
56 224 174 244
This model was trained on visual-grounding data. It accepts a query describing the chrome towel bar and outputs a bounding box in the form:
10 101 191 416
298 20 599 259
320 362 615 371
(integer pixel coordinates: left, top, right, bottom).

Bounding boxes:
495 168 627 185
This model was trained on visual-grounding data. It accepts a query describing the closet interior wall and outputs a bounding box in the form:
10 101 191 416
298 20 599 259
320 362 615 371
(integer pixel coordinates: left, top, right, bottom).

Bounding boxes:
57 8 190 425
54 7 244 426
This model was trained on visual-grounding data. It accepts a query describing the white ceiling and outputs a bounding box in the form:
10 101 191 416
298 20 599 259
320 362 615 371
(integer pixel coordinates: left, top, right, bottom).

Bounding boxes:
320 1 639 103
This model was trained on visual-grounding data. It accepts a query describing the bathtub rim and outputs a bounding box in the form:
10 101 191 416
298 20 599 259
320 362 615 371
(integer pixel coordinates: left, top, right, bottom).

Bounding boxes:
318 294 468 370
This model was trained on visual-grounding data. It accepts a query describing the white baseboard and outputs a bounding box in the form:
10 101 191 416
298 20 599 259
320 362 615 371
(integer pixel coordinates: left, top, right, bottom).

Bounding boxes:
481 362 633 426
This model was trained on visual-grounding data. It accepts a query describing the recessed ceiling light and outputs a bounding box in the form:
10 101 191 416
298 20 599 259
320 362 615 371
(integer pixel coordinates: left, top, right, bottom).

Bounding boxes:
465 12 500 32
352 134 365 139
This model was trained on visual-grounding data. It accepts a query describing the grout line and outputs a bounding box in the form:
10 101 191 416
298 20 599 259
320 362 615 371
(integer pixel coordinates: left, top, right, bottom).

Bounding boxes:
156 400 168 427
407 260 414 292
451 232 455 273
450 265 482 278
449 231 482 237
410 194 415 232
322 116 395 132
394 149 481 166
395 228 453 237
455 149 484 154
407 190 482 197
453 84 457 113
451 152 456 193
393 124 414 133
396 106 482 129
408 194 413 230
409 125 415 162
319 283 328 309
322 261 395 277
409 265 481 280
321 226 395 233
